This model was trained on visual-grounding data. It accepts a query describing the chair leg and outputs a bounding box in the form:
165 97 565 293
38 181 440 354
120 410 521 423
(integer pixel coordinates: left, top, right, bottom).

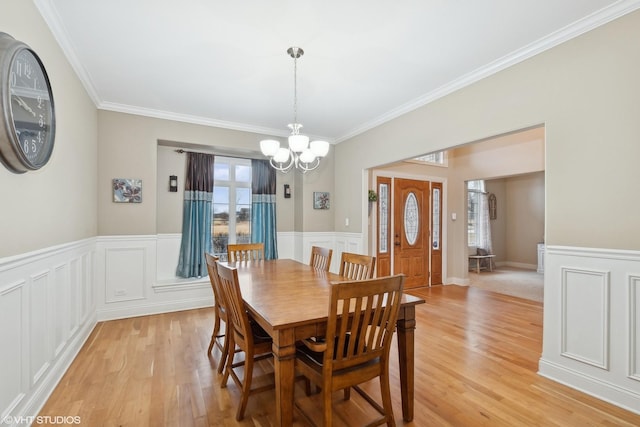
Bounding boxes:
322 381 333 427
207 311 220 355
236 353 254 421
221 337 234 388
379 370 395 427
343 386 350 401
217 329 229 374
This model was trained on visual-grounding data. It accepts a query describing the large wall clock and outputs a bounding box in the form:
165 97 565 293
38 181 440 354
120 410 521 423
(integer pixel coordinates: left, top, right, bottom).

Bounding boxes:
0 32 56 173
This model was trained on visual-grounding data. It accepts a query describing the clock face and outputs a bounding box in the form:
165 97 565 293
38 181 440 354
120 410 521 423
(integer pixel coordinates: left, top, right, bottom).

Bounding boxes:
8 48 55 170
0 32 56 174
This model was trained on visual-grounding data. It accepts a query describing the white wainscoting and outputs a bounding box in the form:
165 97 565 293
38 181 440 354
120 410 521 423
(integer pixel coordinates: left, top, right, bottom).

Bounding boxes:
97 231 364 322
3 238 639 420
539 245 640 415
0 239 96 422
95 235 212 321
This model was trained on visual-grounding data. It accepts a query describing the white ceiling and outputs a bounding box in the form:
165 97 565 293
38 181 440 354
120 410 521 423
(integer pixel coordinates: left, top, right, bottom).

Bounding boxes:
35 0 639 143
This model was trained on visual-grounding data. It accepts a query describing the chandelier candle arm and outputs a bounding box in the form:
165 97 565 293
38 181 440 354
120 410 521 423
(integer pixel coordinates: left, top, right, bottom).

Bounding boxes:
259 46 330 173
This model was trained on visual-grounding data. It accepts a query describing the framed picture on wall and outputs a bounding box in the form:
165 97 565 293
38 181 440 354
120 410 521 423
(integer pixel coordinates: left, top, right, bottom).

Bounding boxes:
313 191 330 209
113 178 142 203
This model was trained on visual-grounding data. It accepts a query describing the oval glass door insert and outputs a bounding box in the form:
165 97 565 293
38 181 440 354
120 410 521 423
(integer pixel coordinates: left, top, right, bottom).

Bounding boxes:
404 192 419 245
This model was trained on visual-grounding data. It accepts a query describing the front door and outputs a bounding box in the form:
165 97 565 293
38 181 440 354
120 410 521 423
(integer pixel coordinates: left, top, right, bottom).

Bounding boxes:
393 178 430 288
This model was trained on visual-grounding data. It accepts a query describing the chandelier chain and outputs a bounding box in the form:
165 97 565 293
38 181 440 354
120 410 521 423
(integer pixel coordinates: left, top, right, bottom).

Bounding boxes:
259 46 329 173
293 53 298 130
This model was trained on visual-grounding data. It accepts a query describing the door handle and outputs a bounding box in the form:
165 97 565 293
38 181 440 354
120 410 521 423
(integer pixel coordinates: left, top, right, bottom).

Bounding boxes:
395 234 400 246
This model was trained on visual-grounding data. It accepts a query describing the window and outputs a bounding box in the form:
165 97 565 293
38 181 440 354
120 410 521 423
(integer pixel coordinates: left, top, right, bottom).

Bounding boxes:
407 150 447 166
467 180 485 247
212 156 252 260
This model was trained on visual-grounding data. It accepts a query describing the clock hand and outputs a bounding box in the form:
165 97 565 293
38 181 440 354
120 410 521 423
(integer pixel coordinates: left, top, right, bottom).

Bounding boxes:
13 95 37 117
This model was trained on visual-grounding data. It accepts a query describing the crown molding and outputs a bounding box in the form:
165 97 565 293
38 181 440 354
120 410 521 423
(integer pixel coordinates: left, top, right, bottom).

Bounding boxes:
36 0 640 145
334 0 640 143
33 0 102 106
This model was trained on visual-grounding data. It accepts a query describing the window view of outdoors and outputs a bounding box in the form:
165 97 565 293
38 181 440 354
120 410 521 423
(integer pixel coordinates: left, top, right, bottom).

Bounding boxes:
212 157 252 260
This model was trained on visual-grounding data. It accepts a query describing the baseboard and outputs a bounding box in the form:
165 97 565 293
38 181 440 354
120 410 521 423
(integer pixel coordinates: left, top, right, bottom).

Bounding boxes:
539 358 640 415
446 276 469 286
499 261 537 270
18 312 97 422
96 296 213 322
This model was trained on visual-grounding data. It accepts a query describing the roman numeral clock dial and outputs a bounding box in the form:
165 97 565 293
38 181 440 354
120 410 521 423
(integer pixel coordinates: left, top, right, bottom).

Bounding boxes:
0 32 56 173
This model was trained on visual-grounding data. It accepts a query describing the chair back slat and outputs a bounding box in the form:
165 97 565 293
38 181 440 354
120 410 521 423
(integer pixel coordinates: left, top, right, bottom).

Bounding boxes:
309 246 333 272
338 252 376 280
227 243 265 262
325 275 404 372
216 261 252 346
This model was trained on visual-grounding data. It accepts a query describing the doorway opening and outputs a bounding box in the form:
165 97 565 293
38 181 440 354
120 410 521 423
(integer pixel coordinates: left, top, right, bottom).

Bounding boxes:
368 125 545 301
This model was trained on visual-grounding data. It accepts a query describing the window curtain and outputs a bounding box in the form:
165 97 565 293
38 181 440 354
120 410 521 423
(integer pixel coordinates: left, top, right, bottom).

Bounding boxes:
477 191 494 268
250 159 278 259
477 192 493 253
176 152 215 278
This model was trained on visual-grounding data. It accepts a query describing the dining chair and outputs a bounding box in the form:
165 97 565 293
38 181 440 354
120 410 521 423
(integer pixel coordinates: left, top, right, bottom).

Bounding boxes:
204 253 229 374
215 261 274 421
227 242 265 262
338 252 376 280
309 246 333 272
295 274 405 427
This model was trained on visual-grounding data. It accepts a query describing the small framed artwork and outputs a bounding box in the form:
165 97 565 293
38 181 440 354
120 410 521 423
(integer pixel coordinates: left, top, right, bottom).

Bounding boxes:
313 191 330 210
113 178 142 203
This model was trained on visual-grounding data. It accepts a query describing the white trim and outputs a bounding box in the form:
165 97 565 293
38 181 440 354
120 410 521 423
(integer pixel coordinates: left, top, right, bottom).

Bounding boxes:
539 359 640 416
96 297 213 322
34 0 640 143
630 274 640 382
335 0 640 143
0 238 96 271
540 245 640 416
560 267 610 369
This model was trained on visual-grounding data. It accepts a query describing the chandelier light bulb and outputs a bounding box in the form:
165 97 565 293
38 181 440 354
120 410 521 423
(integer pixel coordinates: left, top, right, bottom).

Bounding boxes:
260 139 280 157
299 148 317 164
310 140 330 158
288 133 310 152
273 147 291 164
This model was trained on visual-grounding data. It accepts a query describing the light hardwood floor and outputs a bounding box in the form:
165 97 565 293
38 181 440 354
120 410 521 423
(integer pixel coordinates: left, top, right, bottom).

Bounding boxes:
37 286 640 426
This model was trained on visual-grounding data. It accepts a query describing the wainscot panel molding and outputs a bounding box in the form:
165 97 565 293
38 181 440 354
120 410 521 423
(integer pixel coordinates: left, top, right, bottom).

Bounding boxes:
0 238 96 423
540 245 640 415
96 235 212 322
155 232 365 278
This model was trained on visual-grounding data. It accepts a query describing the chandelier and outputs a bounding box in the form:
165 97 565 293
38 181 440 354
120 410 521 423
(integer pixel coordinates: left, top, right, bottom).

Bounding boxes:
260 47 329 173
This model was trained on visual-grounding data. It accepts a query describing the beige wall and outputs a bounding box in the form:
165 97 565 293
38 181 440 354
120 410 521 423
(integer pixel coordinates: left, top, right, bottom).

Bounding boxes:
487 172 545 266
336 11 640 281
0 0 97 258
99 110 334 235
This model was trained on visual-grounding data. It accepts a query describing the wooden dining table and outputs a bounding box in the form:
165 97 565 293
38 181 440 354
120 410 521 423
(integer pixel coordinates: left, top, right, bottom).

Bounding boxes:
223 258 425 426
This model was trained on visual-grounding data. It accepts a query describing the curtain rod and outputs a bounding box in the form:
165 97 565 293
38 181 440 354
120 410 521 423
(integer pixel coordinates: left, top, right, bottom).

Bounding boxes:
174 149 265 161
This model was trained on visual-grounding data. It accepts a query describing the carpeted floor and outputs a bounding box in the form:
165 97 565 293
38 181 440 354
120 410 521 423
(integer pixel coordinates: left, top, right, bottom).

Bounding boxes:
468 266 544 302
